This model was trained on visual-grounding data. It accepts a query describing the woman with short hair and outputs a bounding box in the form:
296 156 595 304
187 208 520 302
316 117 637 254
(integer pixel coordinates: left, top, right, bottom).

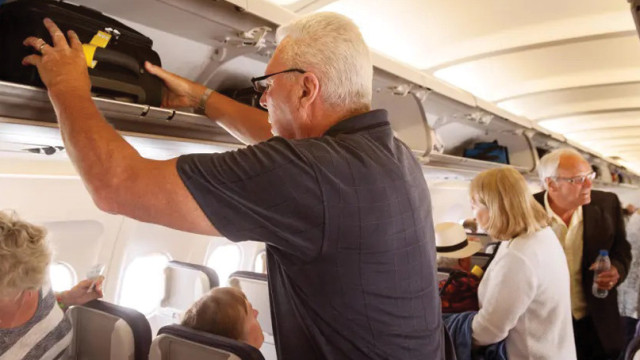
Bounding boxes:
181 287 264 349
470 167 576 359
0 210 103 360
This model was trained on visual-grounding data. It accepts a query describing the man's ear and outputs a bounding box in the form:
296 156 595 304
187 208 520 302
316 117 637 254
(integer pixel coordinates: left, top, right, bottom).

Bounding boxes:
546 178 557 192
298 72 320 109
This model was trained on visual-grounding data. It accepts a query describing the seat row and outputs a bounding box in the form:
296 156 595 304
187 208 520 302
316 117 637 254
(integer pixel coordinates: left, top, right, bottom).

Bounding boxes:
66 261 272 360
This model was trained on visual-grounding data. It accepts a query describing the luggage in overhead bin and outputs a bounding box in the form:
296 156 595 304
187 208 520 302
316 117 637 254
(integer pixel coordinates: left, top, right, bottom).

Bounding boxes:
0 0 163 106
463 140 510 164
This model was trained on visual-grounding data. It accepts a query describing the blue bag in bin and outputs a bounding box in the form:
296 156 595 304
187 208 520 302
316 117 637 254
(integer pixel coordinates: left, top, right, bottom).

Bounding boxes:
463 140 510 164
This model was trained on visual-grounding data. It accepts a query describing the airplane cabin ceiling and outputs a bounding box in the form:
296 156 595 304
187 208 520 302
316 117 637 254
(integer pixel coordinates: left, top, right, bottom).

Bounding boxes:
263 0 640 172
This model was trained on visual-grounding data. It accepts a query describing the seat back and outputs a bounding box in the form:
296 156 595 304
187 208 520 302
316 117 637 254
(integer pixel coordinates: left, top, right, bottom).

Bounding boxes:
149 324 265 360
484 241 501 254
151 260 219 335
625 336 640 360
228 271 271 336
470 253 492 268
67 300 152 360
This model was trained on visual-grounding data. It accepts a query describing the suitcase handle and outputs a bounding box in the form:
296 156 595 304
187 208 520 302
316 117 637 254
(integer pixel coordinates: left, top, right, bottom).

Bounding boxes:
93 47 141 77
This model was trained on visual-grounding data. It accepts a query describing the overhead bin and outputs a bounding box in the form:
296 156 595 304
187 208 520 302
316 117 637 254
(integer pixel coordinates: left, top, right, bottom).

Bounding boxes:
0 80 242 144
0 0 636 182
371 69 432 155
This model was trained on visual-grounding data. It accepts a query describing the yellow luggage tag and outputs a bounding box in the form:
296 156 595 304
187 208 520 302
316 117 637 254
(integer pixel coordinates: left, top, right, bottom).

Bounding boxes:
82 30 112 68
470 265 484 279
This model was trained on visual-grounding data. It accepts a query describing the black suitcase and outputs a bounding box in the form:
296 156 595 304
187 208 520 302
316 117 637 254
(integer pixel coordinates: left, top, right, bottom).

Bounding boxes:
0 0 162 106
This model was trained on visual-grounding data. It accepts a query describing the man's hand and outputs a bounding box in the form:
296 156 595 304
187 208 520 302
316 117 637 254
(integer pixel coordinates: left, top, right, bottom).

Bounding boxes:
589 263 620 291
144 61 207 109
59 276 104 307
22 18 91 97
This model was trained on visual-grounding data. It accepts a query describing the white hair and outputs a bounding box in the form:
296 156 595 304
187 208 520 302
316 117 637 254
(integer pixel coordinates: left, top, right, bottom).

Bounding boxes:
0 210 51 298
276 12 373 111
537 148 586 190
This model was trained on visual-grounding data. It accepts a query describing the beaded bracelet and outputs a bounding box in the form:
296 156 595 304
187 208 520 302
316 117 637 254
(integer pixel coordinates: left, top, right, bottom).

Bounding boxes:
55 292 67 311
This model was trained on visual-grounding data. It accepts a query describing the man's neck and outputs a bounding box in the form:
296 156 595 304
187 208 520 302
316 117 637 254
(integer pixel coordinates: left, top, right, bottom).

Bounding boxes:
548 194 578 226
303 106 370 138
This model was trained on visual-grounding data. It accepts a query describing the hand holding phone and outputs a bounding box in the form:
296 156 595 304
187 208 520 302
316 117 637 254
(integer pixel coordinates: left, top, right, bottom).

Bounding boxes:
86 264 105 293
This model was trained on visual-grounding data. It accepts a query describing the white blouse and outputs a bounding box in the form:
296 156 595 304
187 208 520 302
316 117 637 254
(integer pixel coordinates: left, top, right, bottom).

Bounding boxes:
472 227 576 360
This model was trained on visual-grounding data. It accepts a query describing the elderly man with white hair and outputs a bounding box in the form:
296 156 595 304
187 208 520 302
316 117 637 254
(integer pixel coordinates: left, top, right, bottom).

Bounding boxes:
22 12 443 359
534 148 631 360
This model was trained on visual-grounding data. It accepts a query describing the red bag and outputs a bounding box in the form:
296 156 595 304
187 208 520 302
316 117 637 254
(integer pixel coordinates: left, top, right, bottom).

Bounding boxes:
439 270 480 313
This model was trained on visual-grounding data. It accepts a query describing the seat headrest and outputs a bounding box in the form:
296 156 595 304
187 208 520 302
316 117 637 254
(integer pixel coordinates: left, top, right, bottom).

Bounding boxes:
82 300 152 360
229 271 267 282
168 260 220 288
157 324 265 360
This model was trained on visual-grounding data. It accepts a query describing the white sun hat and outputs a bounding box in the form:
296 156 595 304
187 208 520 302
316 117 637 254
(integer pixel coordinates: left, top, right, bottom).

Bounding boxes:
435 222 482 258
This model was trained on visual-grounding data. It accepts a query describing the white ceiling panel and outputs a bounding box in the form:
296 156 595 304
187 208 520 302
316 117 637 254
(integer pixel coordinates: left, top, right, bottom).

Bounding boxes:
538 111 640 134
565 128 640 142
434 34 640 101
312 0 631 69
498 82 640 120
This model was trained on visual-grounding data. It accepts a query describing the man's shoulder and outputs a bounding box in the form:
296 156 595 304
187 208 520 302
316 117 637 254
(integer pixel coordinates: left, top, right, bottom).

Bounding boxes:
533 191 545 204
589 189 619 205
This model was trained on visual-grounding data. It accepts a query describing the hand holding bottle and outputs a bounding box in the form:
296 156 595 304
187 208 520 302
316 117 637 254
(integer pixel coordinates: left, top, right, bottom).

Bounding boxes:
589 250 619 298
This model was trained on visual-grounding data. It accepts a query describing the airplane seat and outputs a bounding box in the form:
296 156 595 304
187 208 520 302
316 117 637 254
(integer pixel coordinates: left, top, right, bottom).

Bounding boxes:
149 324 265 360
437 267 454 282
470 253 491 268
627 321 640 360
625 335 640 360
484 242 501 254
150 260 220 335
437 271 450 282
66 299 152 360
228 271 277 360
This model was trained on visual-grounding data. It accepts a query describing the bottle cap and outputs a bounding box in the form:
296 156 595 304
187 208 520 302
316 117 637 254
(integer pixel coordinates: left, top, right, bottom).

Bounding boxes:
599 249 609 257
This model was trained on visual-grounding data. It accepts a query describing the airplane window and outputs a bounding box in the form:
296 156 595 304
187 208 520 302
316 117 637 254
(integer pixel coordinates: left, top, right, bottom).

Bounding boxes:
50 261 77 293
254 250 267 274
206 244 242 286
119 253 170 315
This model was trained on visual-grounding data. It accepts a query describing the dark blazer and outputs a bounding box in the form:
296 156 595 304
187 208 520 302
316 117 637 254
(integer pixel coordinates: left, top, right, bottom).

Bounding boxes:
534 190 632 354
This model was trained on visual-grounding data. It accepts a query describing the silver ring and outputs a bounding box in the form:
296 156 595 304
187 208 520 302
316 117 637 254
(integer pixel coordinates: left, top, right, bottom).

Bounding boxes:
38 41 46 53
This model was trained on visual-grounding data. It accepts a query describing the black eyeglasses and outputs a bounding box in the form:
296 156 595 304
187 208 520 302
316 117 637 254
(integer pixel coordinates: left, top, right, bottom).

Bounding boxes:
250 68 306 93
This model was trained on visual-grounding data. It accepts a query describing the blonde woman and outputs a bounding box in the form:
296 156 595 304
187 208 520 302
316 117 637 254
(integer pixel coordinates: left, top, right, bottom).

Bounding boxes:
469 167 576 359
0 211 103 360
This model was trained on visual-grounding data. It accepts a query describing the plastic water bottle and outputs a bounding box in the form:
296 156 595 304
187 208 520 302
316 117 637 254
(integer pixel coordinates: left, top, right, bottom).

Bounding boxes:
592 250 611 299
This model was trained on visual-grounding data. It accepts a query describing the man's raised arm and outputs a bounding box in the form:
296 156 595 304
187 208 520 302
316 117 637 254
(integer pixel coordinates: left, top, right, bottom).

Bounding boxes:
144 62 272 145
22 18 219 236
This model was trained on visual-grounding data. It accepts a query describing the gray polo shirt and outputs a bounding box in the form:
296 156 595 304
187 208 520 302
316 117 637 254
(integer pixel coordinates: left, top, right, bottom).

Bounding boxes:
177 109 443 359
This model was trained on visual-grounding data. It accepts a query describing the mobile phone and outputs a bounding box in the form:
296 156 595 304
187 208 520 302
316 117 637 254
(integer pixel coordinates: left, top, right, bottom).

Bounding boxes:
86 264 105 293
